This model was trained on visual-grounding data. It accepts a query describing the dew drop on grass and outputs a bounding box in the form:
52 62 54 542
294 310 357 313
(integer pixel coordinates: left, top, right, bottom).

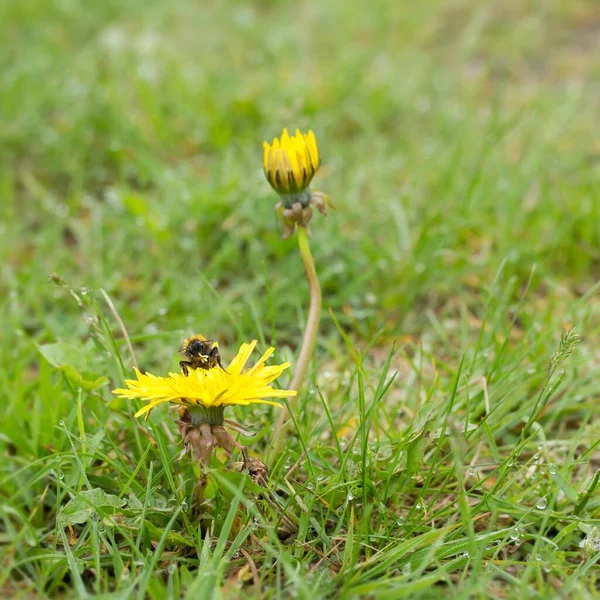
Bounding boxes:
347 491 354 501
402 563 411 576
535 554 543 562
323 371 331 379
59 420 65 427
307 482 314 491
536 497 548 510
509 528 520 541
167 563 177 574
548 463 557 475
317 475 325 482
352 447 360 455
181 501 188 512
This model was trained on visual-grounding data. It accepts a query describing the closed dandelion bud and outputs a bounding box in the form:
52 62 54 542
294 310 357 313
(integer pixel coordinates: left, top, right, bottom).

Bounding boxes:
263 128 329 234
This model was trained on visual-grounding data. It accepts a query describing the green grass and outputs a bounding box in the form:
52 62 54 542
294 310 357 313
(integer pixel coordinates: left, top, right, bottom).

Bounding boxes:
1 0 600 597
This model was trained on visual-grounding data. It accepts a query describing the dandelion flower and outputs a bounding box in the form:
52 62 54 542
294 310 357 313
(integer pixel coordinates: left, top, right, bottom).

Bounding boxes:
112 341 295 423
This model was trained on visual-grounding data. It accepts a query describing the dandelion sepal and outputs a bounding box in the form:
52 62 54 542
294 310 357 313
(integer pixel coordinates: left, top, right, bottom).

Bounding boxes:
276 189 313 210
188 405 225 426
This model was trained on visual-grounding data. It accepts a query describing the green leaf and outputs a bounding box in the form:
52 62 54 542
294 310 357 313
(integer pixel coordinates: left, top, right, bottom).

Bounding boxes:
210 469 265 502
38 343 109 391
144 521 195 547
59 488 126 525
38 343 87 372
127 492 143 510
549 469 579 505
405 433 427 476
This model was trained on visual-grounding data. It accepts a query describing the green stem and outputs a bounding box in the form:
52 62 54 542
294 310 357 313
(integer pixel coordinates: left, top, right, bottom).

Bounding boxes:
272 225 322 453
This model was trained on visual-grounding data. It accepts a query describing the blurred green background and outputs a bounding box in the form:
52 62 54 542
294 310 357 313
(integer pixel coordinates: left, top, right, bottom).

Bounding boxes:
2 0 598 365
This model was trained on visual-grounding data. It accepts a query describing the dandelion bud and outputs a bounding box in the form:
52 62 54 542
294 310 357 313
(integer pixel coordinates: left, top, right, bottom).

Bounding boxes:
263 128 328 235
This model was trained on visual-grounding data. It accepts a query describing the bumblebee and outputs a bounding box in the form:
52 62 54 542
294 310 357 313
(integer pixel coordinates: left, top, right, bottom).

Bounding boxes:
179 334 225 375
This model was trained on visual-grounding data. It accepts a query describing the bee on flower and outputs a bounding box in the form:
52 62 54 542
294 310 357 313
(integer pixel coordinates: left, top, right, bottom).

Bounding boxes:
113 341 295 466
179 333 225 375
263 128 331 237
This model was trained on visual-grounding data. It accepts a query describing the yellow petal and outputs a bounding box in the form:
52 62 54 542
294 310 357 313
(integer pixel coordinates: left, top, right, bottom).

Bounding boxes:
263 141 271 172
268 144 277 185
227 340 258 375
274 150 289 192
134 397 171 419
306 130 319 169
247 347 275 375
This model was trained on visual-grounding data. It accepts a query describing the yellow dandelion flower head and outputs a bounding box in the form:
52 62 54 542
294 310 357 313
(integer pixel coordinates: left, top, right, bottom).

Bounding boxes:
263 128 320 196
112 341 296 420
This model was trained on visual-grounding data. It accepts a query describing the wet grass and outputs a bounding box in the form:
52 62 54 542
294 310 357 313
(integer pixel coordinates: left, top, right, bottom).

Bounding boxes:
1 0 600 597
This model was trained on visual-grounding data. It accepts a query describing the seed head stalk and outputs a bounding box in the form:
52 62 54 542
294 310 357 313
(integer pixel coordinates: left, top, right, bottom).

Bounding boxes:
273 225 322 454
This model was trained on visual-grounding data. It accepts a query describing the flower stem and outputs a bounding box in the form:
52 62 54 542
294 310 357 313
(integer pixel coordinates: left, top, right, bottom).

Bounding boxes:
273 225 322 453
195 472 208 507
